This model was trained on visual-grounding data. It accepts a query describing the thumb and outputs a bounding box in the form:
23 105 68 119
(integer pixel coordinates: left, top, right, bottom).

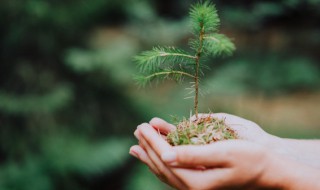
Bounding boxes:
149 117 176 134
161 141 231 167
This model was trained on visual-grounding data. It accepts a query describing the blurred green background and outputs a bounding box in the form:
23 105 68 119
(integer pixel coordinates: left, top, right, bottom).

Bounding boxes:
0 0 319 189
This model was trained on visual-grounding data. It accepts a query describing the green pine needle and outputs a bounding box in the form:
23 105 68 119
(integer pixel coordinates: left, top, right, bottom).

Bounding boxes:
134 70 195 87
190 0 220 35
134 46 196 73
203 34 236 56
134 0 236 116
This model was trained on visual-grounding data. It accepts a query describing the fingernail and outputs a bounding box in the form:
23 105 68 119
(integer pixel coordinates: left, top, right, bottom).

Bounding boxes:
134 130 140 139
161 151 177 163
129 149 139 159
137 123 148 129
149 117 159 123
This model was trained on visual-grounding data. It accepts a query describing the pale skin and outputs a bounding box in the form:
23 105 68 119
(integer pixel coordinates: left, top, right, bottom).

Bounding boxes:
130 113 320 190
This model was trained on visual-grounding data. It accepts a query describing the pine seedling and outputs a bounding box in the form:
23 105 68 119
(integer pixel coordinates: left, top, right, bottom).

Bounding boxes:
134 1 238 145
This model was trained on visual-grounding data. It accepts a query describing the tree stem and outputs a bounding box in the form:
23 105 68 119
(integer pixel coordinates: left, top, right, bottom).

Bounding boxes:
194 25 204 120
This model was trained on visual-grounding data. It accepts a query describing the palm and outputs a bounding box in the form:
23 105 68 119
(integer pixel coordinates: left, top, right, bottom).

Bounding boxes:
211 113 273 144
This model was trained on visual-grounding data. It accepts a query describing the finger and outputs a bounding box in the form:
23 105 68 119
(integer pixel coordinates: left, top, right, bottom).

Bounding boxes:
140 137 186 189
171 167 232 190
129 145 150 164
132 144 168 185
149 117 176 135
137 127 167 144
134 122 150 141
134 128 140 140
137 139 225 189
129 145 160 175
138 123 172 155
140 137 170 175
134 122 166 141
162 141 234 167
130 145 169 184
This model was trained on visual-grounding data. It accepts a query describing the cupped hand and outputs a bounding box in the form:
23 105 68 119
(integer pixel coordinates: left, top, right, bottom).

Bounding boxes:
130 114 320 190
129 113 277 189
130 122 281 190
148 113 280 148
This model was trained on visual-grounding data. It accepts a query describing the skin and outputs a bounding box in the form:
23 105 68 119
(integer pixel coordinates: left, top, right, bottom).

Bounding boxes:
275 138 320 169
130 113 320 190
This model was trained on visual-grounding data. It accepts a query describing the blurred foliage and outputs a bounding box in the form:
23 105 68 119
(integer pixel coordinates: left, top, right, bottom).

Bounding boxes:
0 137 132 190
0 86 72 114
205 55 320 96
0 0 145 189
218 0 320 29
0 0 319 189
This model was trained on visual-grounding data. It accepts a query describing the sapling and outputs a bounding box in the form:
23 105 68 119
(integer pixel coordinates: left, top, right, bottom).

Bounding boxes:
134 0 238 145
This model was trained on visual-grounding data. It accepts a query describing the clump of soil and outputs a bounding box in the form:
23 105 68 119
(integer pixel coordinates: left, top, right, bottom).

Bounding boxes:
167 115 238 146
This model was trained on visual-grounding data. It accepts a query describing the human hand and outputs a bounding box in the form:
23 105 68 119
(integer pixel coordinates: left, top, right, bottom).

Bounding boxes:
130 112 275 176
130 122 320 190
186 114 320 169
131 122 276 189
147 113 280 148
187 114 320 169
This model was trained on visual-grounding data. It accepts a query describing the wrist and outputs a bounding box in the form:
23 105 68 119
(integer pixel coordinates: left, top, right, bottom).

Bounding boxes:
258 153 320 189
259 134 285 154
263 135 295 159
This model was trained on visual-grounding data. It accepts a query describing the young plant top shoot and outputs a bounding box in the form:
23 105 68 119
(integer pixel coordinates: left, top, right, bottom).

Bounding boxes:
134 1 238 145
